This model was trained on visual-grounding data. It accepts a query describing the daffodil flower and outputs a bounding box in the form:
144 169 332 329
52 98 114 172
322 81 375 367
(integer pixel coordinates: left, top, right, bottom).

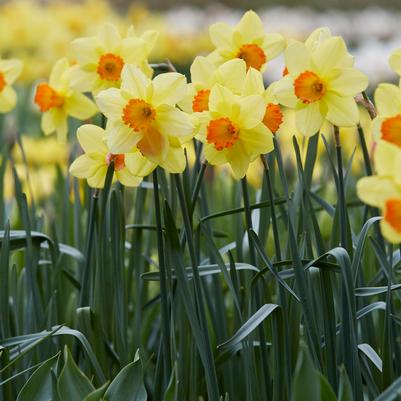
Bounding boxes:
207 10 285 71
389 49 401 76
197 81 274 179
34 58 98 141
69 23 158 94
69 124 155 188
274 36 368 137
95 64 194 174
357 140 401 243
371 81 401 149
0 57 23 113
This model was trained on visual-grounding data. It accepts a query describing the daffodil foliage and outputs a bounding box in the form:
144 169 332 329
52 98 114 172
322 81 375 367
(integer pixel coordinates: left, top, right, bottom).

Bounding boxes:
2 9 401 401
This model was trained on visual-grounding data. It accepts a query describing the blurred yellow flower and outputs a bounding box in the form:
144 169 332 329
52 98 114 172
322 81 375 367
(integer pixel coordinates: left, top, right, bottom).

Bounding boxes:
389 49 401 76
69 124 154 188
69 23 158 94
34 58 98 141
96 65 194 173
197 76 274 179
207 10 285 71
0 58 23 113
274 35 368 136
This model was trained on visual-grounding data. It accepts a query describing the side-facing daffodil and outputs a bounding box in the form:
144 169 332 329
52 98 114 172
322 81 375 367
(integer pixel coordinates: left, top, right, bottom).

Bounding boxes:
207 10 285 71
197 69 274 179
357 140 401 243
69 124 155 188
69 23 158 94
274 35 368 137
34 58 97 141
96 64 194 173
0 57 23 113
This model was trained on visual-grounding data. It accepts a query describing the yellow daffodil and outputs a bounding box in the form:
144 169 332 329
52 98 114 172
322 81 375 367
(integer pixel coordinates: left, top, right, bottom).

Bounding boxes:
69 23 158 94
69 124 155 188
0 57 23 113
34 58 97 141
357 140 401 243
197 73 274 179
372 81 401 149
389 49 401 76
273 35 368 137
95 64 194 174
207 10 285 71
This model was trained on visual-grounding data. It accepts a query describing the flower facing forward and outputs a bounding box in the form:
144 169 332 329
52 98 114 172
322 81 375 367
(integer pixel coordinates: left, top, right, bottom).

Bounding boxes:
96 64 194 173
371 81 401 150
69 124 155 188
357 140 401 243
34 58 97 140
0 57 23 113
274 35 368 136
197 82 274 179
207 10 285 71
70 23 158 94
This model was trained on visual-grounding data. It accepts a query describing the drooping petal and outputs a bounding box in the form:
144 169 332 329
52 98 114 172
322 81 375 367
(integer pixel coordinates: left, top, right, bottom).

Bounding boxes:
66 92 98 120
285 41 311 76
0 85 17 113
95 88 126 121
87 165 108 188
41 110 57 135
374 83 401 116
295 102 324 136
107 122 142 153
328 68 368 97
161 145 187 173
125 152 156 176
156 105 194 137
69 154 103 178
227 141 251 179
77 124 108 153
203 143 228 165
151 72 187 106
324 93 359 127
116 169 143 187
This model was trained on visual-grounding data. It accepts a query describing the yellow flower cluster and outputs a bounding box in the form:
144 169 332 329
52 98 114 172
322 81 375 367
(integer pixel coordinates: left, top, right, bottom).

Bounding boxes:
357 52 401 243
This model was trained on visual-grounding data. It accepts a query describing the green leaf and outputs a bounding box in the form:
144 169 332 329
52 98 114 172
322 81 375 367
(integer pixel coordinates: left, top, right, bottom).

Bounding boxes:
83 382 110 401
104 352 147 401
355 285 401 297
16 353 59 401
57 346 94 401
338 366 353 401
292 345 320 401
319 372 337 401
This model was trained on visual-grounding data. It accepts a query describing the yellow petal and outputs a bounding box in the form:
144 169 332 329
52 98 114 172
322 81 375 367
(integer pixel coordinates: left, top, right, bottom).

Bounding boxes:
87 165 108 188
328 68 368 97
77 124 107 153
389 49 401 76
151 72 187 107
209 84 238 117
312 37 351 76
357 176 401 208
107 122 142 153
0 86 17 113
49 58 69 89
374 140 398 176
273 76 298 108
227 141 251 179
374 83 401 116
120 64 149 99
69 37 99 66
324 93 359 127
0 59 23 85
240 122 273 157
235 10 265 42
285 41 311 76
380 219 401 244
160 145 186 173
371 116 384 141
209 22 233 50
125 152 156 176
190 56 215 86
295 102 324 137
262 33 286 61
203 143 228 165
116 169 143 187
305 27 332 50
97 23 121 52
66 92 97 120
238 95 265 129
69 154 102 178
242 66 264 96
95 88 126 121
156 105 194 137
69 65 97 93
215 59 247 94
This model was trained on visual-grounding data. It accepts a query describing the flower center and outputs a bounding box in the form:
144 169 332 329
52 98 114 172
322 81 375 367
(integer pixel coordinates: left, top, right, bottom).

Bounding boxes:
34 83 64 112
97 53 124 81
236 43 266 71
384 198 401 233
0 72 6 92
381 115 401 148
192 89 210 112
263 103 284 134
105 153 125 171
294 71 326 104
207 117 239 151
122 98 156 132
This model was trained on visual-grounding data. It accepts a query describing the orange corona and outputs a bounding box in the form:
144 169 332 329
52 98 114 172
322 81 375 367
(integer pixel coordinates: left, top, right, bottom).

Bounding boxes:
122 99 156 132
384 198 401 233
97 53 124 81
0 72 5 92
207 117 239 151
263 103 283 134
105 153 125 171
192 89 210 112
34 83 64 112
294 71 326 104
237 44 266 71
381 115 401 148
